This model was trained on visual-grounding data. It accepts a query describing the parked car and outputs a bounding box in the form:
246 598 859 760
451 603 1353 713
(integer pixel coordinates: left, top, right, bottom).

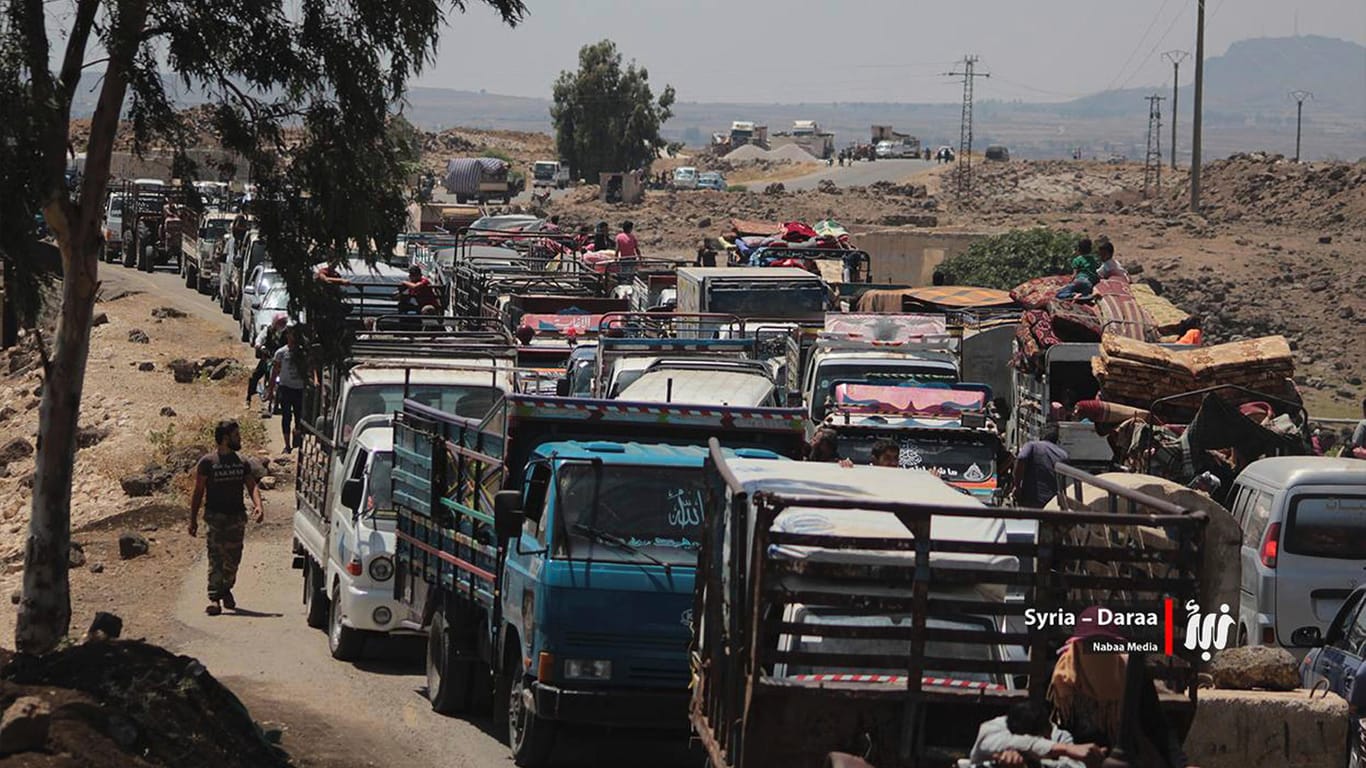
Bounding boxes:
697 171 726 191
240 265 283 342
673 166 698 189
1229 457 1366 653
1299 583 1366 766
875 140 897 159
102 192 126 262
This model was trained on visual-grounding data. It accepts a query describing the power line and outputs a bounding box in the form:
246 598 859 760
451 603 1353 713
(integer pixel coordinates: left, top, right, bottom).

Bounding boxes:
946 55 989 201
1143 94 1165 197
1105 0 1177 92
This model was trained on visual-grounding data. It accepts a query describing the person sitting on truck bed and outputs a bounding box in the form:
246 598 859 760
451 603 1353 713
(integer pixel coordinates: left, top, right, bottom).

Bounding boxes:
805 428 841 462
1049 609 1190 767
1056 238 1100 300
1012 424 1068 508
969 701 1096 768
1174 316 1203 345
1095 238 1128 282
615 220 641 259
315 263 350 286
396 265 440 313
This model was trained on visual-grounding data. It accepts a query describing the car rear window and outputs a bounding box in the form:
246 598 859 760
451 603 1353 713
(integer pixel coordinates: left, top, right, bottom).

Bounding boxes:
1284 495 1366 559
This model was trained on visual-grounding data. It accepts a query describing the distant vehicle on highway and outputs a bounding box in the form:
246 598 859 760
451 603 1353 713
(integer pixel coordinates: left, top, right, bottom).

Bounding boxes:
875 140 897 159
985 145 1010 161
697 171 726 191
1107 153 1128 164
531 160 570 190
673 166 699 189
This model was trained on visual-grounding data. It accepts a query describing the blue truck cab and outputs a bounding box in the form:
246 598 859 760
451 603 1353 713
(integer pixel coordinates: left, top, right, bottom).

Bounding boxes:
392 394 804 767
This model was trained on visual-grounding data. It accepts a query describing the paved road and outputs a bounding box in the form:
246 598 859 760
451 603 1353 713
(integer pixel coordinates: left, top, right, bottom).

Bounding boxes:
776 158 934 191
99 263 697 768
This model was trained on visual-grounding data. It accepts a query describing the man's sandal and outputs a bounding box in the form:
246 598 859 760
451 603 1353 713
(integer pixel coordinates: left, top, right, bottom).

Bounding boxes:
205 602 222 616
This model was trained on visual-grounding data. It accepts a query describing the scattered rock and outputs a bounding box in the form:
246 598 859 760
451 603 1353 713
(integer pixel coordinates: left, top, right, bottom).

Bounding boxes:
169 359 198 383
127 329 150 344
86 611 124 641
160 406 178 417
1308 278 1330 293
68 542 87 568
0 406 15 423
138 361 155 372
1208 645 1300 691
696 216 712 229
763 182 786 195
91 312 109 327
816 179 840 194
151 306 188 319
118 531 150 560
119 475 157 498
76 425 110 449
89 562 104 574
0 696 52 755
259 476 278 491
208 361 234 381
1318 235 1332 244
0 437 34 465
9 590 19 605
1350 376 1363 386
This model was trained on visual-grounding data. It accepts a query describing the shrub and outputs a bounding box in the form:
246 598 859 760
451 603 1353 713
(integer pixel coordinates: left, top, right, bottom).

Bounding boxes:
727 184 748 193
939 228 1080 290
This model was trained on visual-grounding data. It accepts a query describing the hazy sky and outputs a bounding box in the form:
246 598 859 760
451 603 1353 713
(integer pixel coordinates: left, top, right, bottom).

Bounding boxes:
415 0 1366 103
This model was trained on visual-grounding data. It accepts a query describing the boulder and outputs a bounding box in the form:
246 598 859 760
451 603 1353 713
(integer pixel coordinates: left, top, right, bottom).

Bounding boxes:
1184 688 1346 768
151 306 187 319
0 696 52 755
91 312 109 327
696 217 712 229
0 437 34 465
119 473 159 497
0 406 16 423
169 359 198 383
67 542 86 568
816 179 839 194
118 531 150 560
76 425 110 449
1209 645 1301 691
86 611 124 640
208 361 234 381
137 361 155 372
128 329 150 344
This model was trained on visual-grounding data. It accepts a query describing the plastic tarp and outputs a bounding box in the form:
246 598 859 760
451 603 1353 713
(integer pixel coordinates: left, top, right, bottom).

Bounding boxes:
834 384 986 415
519 313 604 335
443 157 507 194
724 460 1016 594
823 313 947 342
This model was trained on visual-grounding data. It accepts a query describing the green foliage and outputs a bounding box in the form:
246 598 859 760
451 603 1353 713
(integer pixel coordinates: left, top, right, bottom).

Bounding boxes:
938 228 1081 290
551 40 676 181
727 185 748 193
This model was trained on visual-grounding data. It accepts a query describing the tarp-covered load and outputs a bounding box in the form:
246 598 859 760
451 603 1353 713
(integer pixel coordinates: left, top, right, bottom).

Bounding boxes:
442 157 507 194
833 383 987 416
1010 276 1160 372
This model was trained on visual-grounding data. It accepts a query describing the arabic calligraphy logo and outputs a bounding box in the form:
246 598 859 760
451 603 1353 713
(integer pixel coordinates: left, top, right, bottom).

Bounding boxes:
898 445 923 468
1183 601 1236 661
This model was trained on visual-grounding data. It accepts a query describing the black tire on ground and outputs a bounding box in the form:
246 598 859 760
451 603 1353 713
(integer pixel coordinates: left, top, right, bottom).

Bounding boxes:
185 265 196 290
303 562 328 629
503 643 556 767
138 244 152 272
328 584 366 661
426 610 468 714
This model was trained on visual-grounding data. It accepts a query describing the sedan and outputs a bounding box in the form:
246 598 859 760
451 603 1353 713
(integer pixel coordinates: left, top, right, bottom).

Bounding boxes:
250 287 292 346
240 265 282 342
1299 584 1366 766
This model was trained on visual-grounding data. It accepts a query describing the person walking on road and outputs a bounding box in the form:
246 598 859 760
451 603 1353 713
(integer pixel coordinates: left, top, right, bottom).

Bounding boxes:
266 326 307 452
189 420 263 616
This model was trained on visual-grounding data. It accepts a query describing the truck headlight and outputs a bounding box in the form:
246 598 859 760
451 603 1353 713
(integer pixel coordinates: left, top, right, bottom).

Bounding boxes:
368 556 393 581
563 659 612 680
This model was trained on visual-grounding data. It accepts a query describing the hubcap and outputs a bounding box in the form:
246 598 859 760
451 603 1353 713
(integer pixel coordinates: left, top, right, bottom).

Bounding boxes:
329 593 341 648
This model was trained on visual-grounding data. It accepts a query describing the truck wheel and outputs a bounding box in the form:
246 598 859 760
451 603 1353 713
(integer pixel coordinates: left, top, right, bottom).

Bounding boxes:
303 562 328 629
503 646 556 767
328 584 366 661
138 244 152 272
195 269 210 295
185 265 196 290
426 610 468 714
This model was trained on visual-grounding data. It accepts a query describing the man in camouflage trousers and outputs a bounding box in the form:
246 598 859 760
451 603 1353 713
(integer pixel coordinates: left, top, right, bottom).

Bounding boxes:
189 420 264 615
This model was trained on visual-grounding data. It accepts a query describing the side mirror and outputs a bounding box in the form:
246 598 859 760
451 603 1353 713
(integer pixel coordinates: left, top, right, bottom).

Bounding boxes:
340 478 363 513
555 378 570 397
1292 626 1324 648
243 284 255 295
493 490 524 540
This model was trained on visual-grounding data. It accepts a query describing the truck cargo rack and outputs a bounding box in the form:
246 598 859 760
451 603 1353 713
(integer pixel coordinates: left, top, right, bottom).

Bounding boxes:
596 312 746 339
692 449 1209 768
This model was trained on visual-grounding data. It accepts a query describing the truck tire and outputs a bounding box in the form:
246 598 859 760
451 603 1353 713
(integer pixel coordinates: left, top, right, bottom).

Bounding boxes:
303 562 328 629
138 244 152 272
328 584 366 661
503 645 556 767
427 610 468 714
185 265 196 290
122 244 136 268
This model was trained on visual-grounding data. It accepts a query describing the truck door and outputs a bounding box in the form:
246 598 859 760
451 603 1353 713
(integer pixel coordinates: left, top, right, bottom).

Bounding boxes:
501 461 553 658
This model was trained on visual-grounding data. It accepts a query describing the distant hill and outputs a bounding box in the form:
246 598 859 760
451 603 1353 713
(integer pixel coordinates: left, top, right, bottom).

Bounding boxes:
69 35 1366 162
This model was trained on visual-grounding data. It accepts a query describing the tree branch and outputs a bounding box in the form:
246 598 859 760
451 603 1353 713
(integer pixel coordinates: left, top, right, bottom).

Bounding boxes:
58 0 100 104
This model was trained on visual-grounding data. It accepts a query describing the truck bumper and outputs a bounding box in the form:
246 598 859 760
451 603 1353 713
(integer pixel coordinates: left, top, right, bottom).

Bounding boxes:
530 682 688 729
340 580 418 636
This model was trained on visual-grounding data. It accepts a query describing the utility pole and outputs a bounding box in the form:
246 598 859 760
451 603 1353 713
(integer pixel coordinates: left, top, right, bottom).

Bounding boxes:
1143 95 1165 198
946 55 989 201
1162 50 1189 169
1290 90 1312 162
1190 0 1205 211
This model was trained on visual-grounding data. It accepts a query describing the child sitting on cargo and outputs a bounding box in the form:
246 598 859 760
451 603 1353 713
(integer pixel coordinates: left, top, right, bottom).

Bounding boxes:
1095 238 1128 282
1056 238 1100 300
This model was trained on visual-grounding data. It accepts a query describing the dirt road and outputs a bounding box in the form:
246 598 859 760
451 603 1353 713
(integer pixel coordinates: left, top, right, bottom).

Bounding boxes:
80 265 695 768
778 158 932 190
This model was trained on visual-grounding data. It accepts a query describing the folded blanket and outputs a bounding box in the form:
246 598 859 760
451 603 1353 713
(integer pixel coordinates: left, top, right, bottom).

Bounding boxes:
1011 275 1073 310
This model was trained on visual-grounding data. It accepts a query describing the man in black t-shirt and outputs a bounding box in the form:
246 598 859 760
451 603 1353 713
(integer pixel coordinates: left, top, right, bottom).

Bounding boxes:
190 420 263 615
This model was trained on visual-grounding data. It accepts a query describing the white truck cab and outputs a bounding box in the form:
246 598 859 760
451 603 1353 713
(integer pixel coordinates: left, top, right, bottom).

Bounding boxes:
802 348 959 430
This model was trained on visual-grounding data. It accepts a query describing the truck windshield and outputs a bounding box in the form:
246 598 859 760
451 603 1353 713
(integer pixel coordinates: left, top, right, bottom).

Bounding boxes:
341 383 502 444
364 452 396 519
785 609 1001 684
707 286 825 317
555 464 705 567
811 364 958 422
201 218 232 240
533 163 556 178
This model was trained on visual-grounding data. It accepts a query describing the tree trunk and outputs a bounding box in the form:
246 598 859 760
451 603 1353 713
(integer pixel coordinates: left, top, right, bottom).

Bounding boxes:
14 234 99 653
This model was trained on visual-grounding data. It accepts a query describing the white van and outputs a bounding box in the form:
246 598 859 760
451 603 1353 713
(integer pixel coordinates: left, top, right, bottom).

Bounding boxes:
673 166 699 189
1229 457 1366 653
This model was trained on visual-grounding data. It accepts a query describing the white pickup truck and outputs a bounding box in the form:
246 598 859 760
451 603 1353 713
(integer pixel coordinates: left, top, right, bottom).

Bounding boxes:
293 348 518 660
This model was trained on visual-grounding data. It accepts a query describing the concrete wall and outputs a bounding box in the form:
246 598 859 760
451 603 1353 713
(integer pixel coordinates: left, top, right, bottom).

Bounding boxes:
850 228 990 287
1184 689 1348 768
